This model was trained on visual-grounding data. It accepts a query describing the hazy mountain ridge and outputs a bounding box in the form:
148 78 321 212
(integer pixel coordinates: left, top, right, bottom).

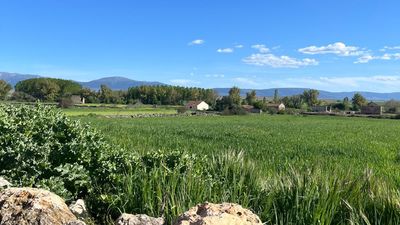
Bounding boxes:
1 72 400 100
214 88 400 101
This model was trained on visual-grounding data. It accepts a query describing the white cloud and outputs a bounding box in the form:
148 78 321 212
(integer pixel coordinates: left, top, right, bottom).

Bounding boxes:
169 79 200 86
251 44 270 53
205 74 225 78
234 44 244 48
243 53 318 68
380 46 400 51
217 48 234 53
299 42 363 56
188 39 205 45
355 53 400 63
233 77 258 86
276 76 400 92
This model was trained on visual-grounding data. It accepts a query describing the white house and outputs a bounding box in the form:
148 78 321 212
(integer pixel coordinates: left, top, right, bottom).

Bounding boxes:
185 101 209 111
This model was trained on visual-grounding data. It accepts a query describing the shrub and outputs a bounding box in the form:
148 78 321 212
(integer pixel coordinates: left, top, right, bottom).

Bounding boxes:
58 97 74 108
0 103 111 200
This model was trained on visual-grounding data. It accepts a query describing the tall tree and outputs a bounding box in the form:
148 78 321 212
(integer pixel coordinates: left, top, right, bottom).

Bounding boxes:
273 89 279 103
302 89 319 106
0 80 12 100
245 90 256 105
343 97 350 110
352 93 367 111
99 84 113 104
229 86 241 105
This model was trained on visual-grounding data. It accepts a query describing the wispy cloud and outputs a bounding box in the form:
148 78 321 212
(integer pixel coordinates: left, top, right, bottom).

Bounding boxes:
355 53 400 63
205 74 225 78
233 77 258 86
188 39 205 45
251 44 270 53
380 46 400 51
169 79 200 86
217 48 234 53
243 53 318 68
234 44 244 48
299 42 363 56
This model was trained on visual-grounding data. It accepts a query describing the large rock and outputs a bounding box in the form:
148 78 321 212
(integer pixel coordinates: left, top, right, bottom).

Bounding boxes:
0 188 85 225
174 202 262 225
0 177 11 189
115 213 164 225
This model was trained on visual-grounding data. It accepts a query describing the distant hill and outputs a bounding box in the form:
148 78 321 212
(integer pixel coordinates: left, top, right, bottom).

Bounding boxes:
0 72 40 86
79 76 165 90
214 88 400 101
1 72 400 100
0 72 165 90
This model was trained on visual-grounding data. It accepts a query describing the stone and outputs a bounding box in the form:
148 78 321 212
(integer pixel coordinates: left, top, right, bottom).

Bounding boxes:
0 187 86 225
0 177 11 189
174 202 262 225
69 199 88 220
115 213 164 225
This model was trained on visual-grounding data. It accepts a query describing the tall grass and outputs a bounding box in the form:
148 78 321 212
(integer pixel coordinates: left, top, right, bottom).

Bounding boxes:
92 150 400 225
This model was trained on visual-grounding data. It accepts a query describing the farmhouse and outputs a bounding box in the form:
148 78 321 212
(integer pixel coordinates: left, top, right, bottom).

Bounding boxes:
242 105 262 114
185 101 209 111
311 106 331 113
266 103 285 111
70 95 85 104
361 102 382 115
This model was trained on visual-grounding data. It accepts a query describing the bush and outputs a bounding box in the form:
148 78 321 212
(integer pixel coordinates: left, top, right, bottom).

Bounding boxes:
10 91 37 102
58 97 74 108
0 103 111 200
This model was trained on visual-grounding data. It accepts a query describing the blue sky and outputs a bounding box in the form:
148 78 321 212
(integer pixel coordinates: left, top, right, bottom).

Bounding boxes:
1 0 400 92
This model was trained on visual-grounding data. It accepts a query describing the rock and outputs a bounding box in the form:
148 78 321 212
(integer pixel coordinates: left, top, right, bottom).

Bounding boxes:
115 213 164 225
174 202 262 225
0 187 86 225
69 199 88 220
0 177 11 189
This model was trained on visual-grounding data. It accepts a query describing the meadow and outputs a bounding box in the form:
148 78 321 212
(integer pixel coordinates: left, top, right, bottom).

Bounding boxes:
75 114 400 224
63 105 178 116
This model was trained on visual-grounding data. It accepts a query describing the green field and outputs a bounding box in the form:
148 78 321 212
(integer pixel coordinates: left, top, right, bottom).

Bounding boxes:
63 106 178 116
72 114 400 224
79 115 400 182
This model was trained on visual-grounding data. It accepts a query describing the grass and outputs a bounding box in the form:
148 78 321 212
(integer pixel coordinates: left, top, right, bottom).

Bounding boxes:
78 115 400 183
63 106 178 116
72 114 400 224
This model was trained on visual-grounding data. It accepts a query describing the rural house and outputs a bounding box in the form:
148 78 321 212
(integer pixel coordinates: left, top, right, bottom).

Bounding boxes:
311 106 331 113
266 103 285 111
185 101 209 111
70 95 85 104
361 102 382 115
242 105 262 114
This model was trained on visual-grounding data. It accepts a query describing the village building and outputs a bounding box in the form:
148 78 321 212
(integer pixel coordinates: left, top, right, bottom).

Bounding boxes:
185 101 209 111
70 95 85 104
266 103 285 111
361 102 383 115
311 106 331 113
242 105 262 114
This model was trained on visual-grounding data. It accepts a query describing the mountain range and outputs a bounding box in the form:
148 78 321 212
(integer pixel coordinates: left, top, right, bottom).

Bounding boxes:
1 72 400 100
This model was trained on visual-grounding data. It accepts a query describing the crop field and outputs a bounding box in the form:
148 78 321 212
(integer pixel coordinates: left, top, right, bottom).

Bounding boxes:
63 106 178 116
72 114 400 224
79 115 400 182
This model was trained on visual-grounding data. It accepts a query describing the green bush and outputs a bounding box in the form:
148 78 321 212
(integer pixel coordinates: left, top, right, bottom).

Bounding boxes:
0 103 111 200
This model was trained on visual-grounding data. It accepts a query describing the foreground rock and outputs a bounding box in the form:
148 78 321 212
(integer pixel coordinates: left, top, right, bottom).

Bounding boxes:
174 202 262 225
0 177 11 189
115 213 164 225
0 188 85 225
69 199 88 221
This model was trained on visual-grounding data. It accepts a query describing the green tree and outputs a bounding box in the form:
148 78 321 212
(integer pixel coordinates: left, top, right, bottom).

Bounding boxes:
0 80 12 100
352 93 367 111
302 89 320 106
229 86 241 105
99 84 113 104
273 89 279 103
245 90 257 105
343 97 350 110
